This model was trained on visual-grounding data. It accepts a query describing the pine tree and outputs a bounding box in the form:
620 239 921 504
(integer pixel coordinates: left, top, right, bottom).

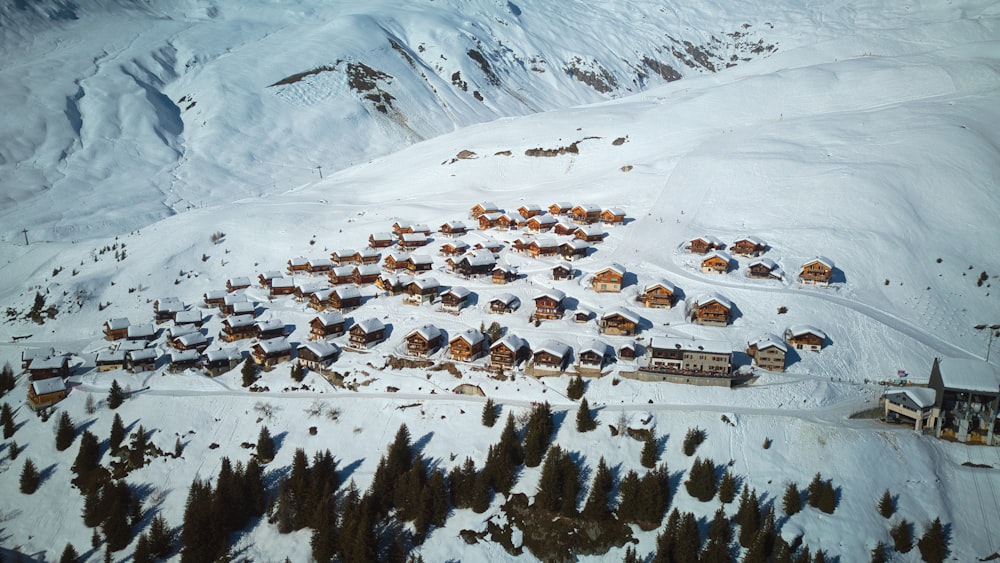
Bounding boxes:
427 469 450 527
72 430 100 476
20 457 40 494
9 438 19 460
567 375 585 400
891 519 913 553
682 427 706 456
641 435 658 468
82 485 105 528
290 363 305 382
575 396 597 432
623 546 640 563
783 482 802 515
806 473 824 509
817 479 837 514
256 426 275 462
147 513 174 558
616 470 641 522
241 357 258 388
813 549 827 563
55 410 76 451
0 363 15 397
877 489 893 518
870 541 887 563
683 457 717 502
310 495 339 563
133 534 153 563
792 546 811 563
1 402 15 438
481 398 498 427
637 464 670 526
470 470 491 513
59 542 79 563
91 529 101 549
100 482 132 552
674 511 702 562
654 508 680 563
701 507 733 563
181 479 221 563
107 379 125 409
737 486 761 548
523 402 553 467
109 413 125 453
917 517 947 563
174 437 184 457
718 469 737 504
582 457 614 521
129 424 148 469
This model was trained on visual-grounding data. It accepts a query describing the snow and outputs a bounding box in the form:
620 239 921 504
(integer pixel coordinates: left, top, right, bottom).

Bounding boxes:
29 377 66 396
937 357 1000 393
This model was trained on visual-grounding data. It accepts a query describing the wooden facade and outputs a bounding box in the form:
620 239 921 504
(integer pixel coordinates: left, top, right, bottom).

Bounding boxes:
298 341 341 372
747 258 781 280
220 315 257 342
28 378 67 410
471 202 500 218
533 290 566 320
688 236 724 255
560 240 590 260
690 294 732 327
104 318 130 341
527 239 559 258
601 208 626 225
747 338 787 372
591 265 625 293
490 335 530 370
574 226 605 243
399 232 430 250
269 277 296 297
203 290 227 308
700 251 731 274
532 341 571 371
552 263 573 281
449 330 486 362
440 241 469 256
526 214 557 233
785 326 826 352
369 232 395 248
352 265 381 286
599 310 640 336
252 338 292 367
646 337 733 375
310 313 345 339
731 237 767 257
405 325 443 358
226 277 252 292
570 204 601 224
641 282 675 309
204 348 243 376
548 202 572 216
329 287 362 312
328 266 356 285
350 319 386 348
439 221 468 237
492 265 518 284
287 257 309 274
489 294 519 314
441 287 472 312
453 252 496 277
255 318 285 341
800 257 834 285
478 212 502 230
518 204 542 218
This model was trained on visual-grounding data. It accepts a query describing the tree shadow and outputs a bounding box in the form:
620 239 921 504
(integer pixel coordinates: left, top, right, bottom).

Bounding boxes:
550 408 569 436
271 431 289 458
667 470 685 504
413 431 434 454
263 464 291 490
656 434 670 457
566 449 590 508
75 417 98 438
38 463 58 487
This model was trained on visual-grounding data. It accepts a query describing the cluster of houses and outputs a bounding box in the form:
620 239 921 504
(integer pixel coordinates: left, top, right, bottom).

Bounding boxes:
686 235 836 286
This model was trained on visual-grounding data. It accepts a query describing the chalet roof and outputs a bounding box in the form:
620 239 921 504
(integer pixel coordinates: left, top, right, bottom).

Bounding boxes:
106 318 130 330
519 203 541 212
580 339 612 357
31 378 66 395
22 347 55 362
442 240 470 250
355 318 385 333
271 277 295 289
493 264 517 274
751 334 788 353
227 276 252 287
357 248 381 259
97 350 126 363
575 203 601 213
256 337 291 355
551 201 572 209
260 271 283 281
536 339 571 357
561 240 590 250
156 297 184 312
204 290 227 300
333 248 357 258
312 289 335 302
749 257 778 270
408 277 440 291
387 251 411 262
224 314 255 329
534 288 566 302
176 332 208 347
441 221 467 230
401 232 428 243
602 308 641 324
443 286 472 299
461 251 496 267
331 265 355 277
491 293 520 307
334 286 362 299
411 255 434 266
529 214 557 225
308 258 333 268
224 294 248 305
694 293 732 309
691 235 724 246
648 336 733 355
30 355 68 369
170 349 201 363
450 329 484 346
501 212 526 223
575 225 604 236
127 324 154 339
936 358 1000 393
703 250 733 263
380 273 414 287
604 207 625 216
118 340 147 352
645 280 677 293
231 302 255 315
597 263 626 276
255 318 285 332
296 283 325 295
804 256 835 269
481 212 503 221
205 348 242 362
313 312 345 326
475 201 499 211
531 237 558 248
553 261 572 271
785 325 827 340
491 334 529 352
407 324 442 341
354 264 381 276
127 348 158 362
288 256 308 267
371 232 394 240
299 340 341 359
735 236 766 246
886 387 937 409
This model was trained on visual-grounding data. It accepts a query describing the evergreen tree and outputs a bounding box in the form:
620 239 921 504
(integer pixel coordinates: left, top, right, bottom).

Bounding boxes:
19 457 40 494
9 438 19 460
582 457 614 521
310 494 339 563
700 507 733 563
101 481 133 552
72 430 100 476
241 357 258 387
783 482 802 515
426 469 450 527
91 529 101 549
481 398 498 427
682 427 706 456
806 473 824 509
737 486 761 548
792 546 811 563
641 435 658 469
917 517 947 563
637 464 671 526
616 470 641 522
180 479 222 563
107 379 125 409
82 485 105 528
535 445 565 513
470 470 491 513
575 396 597 432
673 511 702 563
109 413 125 453
684 457 717 502
174 437 184 457
256 426 275 462
718 469 737 504
147 513 174 558
449 457 478 509
133 534 153 563
0 363 15 397
1 402 15 438
813 549 827 563
567 375 585 400
654 508 680 563
55 410 76 451
891 519 913 553
877 489 894 518
290 363 305 382
870 541 887 563
622 546 640 563
58 543 79 563
129 424 148 469
522 402 553 467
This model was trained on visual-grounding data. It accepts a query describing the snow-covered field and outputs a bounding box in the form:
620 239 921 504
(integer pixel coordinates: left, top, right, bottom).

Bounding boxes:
2 0 1000 561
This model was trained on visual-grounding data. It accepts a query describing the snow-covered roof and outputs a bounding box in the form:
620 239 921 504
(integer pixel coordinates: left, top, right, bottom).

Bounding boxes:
128 348 157 362
751 334 788 353
255 318 284 332
534 288 566 301
886 387 937 409
299 340 340 359
735 235 766 246
156 297 184 312
411 254 434 265
127 324 154 338
694 293 732 309
501 212 526 223
749 257 778 270
170 350 201 363
334 286 361 299
313 312 345 326
117 340 147 352
531 237 558 248
30 355 68 369
22 347 55 361
804 256 835 269
409 277 440 290
476 201 499 210
645 280 676 293
491 293 520 306
355 318 385 333
31 378 65 396
308 258 333 268
561 239 590 250
704 250 732 263
271 277 295 289
177 332 208 347
786 325 827 340
529 214 557 225
357 248 381 259
204 290 227 300
225 314 255 328
205 348 242 362
575 203 601 213
441 221 466 230
401 232 428 242
597 263 626 276
334 248 357 258
97 350 126 362
551 201 572 209
106 317 130 330
481 212 503 221
224 293 248 305
260 270 283 280
575 225 604 236
443 286 471 299
602 308 641 324
580 339 611 356
371 232 394 240
493 264 517 274
491 334 529 351
442 240 470 250
451 329 484 346
554 261 573 270
648 336 733 355
462 251 496 266
691 235 724 246
232 302 255 315
936 358 1000 393
519 203 541 212
174 311 202 324
332 265 355 277
604 207 625 216
288 256 308 266
407 324 442 341
228 276 252 286
355 264 381 275
535 339 571 357
256 337 290 354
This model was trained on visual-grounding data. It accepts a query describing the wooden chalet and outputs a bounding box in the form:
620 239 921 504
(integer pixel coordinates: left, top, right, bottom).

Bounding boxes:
153 297 183 323
548 202 573 216
127 348 158 373
203 290 227 308
492 265 518 284
369 232 395 248
350 318 386 349
526 214 557 233
96 350 126 372
329 286 363 312
287 257 309 274
104 318 130 341
591 264 626 293
408 255 434 273
600 308 641 336
405 325 443 358
570 204 601 224
298 340 341 372
687 236 724 255
560 240 590 260
619 342 639 361
478 212 502 230
204 348 242 376
496 212 525 231
173 331 208 352
518 204 542 218
227 276 252 293
255 318 286 340
553 221 577 236
306 258 334 275
533 289 566 320
475 240 505 253
393 222 431 236
312 288 342 310
166 323 197 342
222 294 251 316
439 221 468 237
490 335 530 370
527 238 559 258
384 252 412 272
20 347 55 371
377 273 413 296
731 236 767 257
552 262 574 281
532 340 571 372
646 337 733 376
746 336 787 372
174 310 203 327
690 294 732 327
169 349 201 372
471 202 500 218
404 277 440 305
784 326 827 352
356 248 382 265
641 281 676 309
601 208 626 225
294 284 325 303
331 249 359 265
747 258 781 280
399 232 430 250
127 324 155 341
578 340 612 370
489 293 520 314
453 251 496 278
700 251 732 275
252 337 292 367
440 240 470 256
574 309 592 323
799 257 835 285
27 355 69 380
329 265 356 285
28 377 68 410
511 237 529 253
441 287 472 312
258 271 283 288
310 312 346 339
352 264 381 286
574 225 605 243
269 277 296 297
449 329 486 362
220 314 257 342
